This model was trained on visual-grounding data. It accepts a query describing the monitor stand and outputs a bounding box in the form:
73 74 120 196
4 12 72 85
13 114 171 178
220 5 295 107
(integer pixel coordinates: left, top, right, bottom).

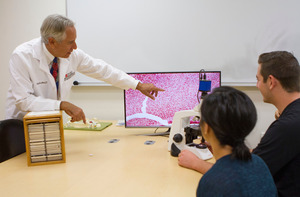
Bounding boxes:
137 128 170 136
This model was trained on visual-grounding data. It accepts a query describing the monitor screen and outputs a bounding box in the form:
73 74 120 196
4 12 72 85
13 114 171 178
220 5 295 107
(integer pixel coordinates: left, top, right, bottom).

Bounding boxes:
124 71 221 128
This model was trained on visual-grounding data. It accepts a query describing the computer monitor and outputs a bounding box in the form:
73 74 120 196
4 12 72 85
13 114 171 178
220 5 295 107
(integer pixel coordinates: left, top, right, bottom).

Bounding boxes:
124 71 221 128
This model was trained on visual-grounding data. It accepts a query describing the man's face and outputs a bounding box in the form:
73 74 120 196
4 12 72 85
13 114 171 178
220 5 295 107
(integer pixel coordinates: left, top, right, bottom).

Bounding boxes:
52 26 77 58
256 64 271 103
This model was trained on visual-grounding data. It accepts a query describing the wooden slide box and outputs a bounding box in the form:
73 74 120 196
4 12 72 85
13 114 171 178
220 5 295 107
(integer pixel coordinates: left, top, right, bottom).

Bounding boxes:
23 111 66 166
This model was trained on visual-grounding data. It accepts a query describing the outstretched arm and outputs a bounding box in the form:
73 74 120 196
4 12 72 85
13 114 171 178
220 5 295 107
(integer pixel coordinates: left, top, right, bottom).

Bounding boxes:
136 82 165 100
60 101 86 123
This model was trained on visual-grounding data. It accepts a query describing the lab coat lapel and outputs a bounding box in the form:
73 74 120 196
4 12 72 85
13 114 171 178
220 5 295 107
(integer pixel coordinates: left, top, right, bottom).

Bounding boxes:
32 38 57 96
32 39 50 74
58 58 70 99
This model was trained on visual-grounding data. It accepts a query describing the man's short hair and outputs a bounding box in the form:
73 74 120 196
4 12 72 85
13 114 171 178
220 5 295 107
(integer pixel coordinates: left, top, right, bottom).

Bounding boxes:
258 51 300 92
40 14 75 44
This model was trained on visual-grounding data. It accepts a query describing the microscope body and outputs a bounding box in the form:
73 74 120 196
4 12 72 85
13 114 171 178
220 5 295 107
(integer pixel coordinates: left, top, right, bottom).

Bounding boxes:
168 109 213 160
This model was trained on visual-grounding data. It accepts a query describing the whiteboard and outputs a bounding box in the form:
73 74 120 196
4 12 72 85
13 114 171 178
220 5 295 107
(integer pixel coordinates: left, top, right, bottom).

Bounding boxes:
67 0 300 86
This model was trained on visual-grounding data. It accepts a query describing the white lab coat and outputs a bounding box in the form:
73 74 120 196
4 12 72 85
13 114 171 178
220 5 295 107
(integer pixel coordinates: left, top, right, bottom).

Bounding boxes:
6 37 139 120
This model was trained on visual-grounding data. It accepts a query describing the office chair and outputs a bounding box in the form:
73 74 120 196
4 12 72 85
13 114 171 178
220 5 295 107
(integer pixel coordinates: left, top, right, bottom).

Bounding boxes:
0 119 25 163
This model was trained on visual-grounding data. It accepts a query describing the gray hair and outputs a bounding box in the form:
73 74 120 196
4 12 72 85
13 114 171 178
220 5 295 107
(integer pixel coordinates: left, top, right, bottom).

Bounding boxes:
40 14 75 44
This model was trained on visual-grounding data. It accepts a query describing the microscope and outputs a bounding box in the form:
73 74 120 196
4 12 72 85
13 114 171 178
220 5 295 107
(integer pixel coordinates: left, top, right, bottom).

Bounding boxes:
168 70 213 160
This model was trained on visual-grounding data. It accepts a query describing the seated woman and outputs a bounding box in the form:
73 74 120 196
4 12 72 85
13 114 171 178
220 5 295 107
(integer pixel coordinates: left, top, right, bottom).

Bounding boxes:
194 86 277 196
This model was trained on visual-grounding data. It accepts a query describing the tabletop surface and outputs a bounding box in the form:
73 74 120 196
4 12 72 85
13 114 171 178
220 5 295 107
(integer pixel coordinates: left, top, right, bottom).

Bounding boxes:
0 121 214 197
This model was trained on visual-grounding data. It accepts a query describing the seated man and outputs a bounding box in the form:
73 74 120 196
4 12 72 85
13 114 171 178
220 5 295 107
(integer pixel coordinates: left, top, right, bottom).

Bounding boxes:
253 51 300 196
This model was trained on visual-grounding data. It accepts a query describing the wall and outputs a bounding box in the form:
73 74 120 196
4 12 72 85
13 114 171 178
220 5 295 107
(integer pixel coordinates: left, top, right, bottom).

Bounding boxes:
68 0 300 85
0 0 276 149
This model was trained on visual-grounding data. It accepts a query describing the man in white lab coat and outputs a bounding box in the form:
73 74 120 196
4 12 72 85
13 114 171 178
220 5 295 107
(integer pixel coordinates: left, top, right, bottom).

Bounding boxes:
6 14 164 122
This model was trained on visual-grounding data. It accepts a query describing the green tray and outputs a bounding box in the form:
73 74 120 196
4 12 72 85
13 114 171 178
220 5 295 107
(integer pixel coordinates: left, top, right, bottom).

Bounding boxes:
64 122 112 131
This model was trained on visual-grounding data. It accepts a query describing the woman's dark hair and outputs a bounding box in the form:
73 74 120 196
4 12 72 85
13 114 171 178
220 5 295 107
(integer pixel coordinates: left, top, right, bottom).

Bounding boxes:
200 86 257 161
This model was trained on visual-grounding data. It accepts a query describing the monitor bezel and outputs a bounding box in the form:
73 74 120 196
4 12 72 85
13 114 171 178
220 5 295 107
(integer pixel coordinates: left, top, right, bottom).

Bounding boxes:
123 70 221 128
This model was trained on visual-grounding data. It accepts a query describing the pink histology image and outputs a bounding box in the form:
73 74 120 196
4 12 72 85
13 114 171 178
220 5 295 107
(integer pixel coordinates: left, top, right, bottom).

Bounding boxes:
124 72 220 127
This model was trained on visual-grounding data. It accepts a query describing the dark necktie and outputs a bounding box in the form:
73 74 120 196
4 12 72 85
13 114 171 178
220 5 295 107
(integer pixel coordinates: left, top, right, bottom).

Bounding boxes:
50 57 59 90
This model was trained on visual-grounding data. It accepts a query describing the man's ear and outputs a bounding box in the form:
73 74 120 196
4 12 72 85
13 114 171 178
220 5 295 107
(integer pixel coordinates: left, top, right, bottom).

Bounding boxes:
268 75 278 90
47 37 56 48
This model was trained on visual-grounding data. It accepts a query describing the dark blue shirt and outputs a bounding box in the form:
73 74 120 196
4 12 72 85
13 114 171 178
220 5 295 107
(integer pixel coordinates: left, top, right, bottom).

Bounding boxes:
253 98 300 197
196 154 277 197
